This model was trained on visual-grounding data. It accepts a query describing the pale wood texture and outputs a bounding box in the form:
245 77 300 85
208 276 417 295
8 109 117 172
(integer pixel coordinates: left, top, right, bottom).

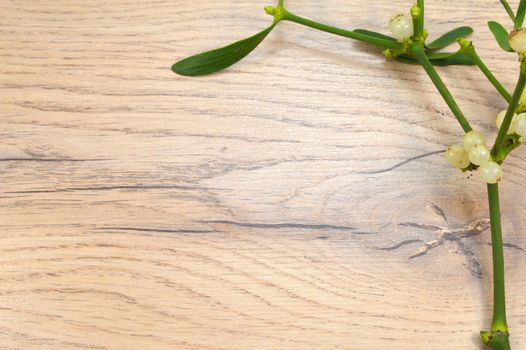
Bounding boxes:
2 0 526 349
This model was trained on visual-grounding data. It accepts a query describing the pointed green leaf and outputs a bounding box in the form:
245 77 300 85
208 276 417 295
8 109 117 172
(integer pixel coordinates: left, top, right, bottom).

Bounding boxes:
488 21 513 52
352 29 406 49
426 51 462 60
426 26 473 50
353 29 397 42
172 24 275 76
428 51 474 65
396 51 474 66
517 0 526 28
427 53 474 66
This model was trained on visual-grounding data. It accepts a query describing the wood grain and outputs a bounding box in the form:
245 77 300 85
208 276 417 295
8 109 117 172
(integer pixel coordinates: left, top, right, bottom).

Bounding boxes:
2 0 526 349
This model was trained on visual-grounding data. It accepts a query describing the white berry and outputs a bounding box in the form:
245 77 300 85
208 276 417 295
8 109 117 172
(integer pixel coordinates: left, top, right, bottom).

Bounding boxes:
446 144 470 169
469 145 491 166
496 110 517 134
479 161 503 184
515 113 526 137
463 131 486 152
509 28 526 53
389 13 414 42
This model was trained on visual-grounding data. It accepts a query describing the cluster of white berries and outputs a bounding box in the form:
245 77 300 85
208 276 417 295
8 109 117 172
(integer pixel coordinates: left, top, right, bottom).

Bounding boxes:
446 130 503 184
388 12 414 42
446 107 526 183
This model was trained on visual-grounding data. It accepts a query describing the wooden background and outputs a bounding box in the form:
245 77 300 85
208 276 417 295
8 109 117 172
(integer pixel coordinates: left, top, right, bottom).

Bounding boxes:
2 0 526 349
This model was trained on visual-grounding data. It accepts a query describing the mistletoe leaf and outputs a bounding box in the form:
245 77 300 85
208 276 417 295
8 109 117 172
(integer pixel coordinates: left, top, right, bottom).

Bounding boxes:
488 21 513 52
427 53 474 66
396 51 474 66
353 29 397 42
426 26 473 50
172 24 275 76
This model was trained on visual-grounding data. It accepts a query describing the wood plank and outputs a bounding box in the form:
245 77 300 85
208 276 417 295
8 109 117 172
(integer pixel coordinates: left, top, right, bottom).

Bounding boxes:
1 0 526 349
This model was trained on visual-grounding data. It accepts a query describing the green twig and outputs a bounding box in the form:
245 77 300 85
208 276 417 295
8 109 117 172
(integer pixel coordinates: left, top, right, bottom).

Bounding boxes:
460 41 511 102
488 184 507 331
417 0 425 35
411 43 472 132
501 137 522 159
481 184 511 350
499 0 516 23
516 0 526 29
411 5 424 42
492 60 526 160
281 9 403 50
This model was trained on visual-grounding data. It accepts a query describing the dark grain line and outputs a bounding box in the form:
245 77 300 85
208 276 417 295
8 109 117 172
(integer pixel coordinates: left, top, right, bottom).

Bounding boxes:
375 239 423 251
485 242 526 252
96 227 215 234
359 150 443 174
201 220 372 233
6 185 196 194
503 243 525 251
429 203 449 224
61 341 107 350
455 239 482 279
398 222 443 231
0 158 110 162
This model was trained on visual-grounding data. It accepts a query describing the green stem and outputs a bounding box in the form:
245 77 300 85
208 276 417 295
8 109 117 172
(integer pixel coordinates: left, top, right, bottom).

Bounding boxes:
411 43 472 132
488 184 507 330
516 0 526 29
481 184 510 350
501 137 522 159
417 0 425 35
492 60 526 160
499 0 516 23
281 10 403 50
411 5 424 42
463 45 511 102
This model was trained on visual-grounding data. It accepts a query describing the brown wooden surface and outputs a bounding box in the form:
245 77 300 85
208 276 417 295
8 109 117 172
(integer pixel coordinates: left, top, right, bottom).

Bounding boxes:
2 0 526 349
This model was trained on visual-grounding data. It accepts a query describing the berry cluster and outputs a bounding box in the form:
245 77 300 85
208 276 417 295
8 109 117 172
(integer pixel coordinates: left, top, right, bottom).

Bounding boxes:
446 131 502 183
445 107 526 183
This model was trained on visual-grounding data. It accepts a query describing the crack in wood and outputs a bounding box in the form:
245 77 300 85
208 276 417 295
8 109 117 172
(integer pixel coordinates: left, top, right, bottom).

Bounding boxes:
0 158 110 162
359 150 443 174
5 185 196 194
96 227 215 234
376 239 424 251
377 203 494 278
201 220 371 233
